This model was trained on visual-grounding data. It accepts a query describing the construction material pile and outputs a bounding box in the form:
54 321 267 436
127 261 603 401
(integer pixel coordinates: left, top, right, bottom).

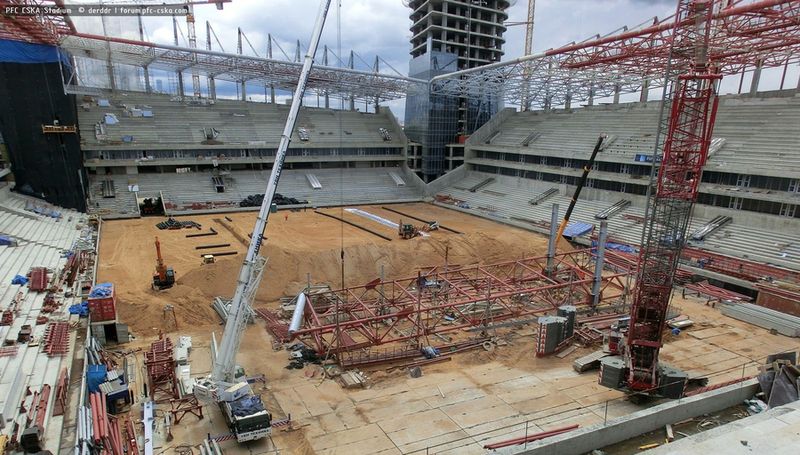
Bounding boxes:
720 302 800 337
758 352 799 407
156 217 201 230
239 193 307 207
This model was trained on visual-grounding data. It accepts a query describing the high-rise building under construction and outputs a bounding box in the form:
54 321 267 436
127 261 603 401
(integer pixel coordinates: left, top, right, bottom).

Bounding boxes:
404 0 509 180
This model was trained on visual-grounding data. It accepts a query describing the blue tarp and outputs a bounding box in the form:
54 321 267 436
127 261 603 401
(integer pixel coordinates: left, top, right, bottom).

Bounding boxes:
11 274 27 285
89 283 114 298
98 99 111 107
0 235 13 246
142 110 154 117
563 222 594 238
25 201 61 218
87 365 108 393
591 240 638 254
69 301 89 316
0 39 70 65
230 394 265 417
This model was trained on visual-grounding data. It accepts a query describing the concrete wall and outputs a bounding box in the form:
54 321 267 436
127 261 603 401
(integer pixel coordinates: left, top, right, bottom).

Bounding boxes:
498 379 760 455
425 164 468 197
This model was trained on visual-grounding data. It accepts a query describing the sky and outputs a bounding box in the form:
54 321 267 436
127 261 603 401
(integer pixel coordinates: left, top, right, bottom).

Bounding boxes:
68 0 799 120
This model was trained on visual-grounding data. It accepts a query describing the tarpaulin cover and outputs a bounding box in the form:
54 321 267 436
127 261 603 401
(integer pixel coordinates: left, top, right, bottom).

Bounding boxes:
69 301 89 316
0 39 70 65
11 274 28 285
90 283 114 298
563 222 594 238
591 240 637 253
230 395 266 417
87 365 107 393
25 201 62 218
0 235 13 246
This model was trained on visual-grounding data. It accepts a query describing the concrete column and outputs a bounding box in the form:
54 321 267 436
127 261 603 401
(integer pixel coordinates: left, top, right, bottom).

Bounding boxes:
640 79 650 103
348 50 356 111
143 67 151 93
546 203 559 275
323 46 330 109
241 81 247 101
267 34 276 103
208 78 216 100
613 84 621 104
177 72 185 97
749 59 763 95
592 221 608 310
564 93 571 110
587 85 594 106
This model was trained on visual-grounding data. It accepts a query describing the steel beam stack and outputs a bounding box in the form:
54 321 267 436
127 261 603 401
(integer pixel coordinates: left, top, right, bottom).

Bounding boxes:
720 302 800 337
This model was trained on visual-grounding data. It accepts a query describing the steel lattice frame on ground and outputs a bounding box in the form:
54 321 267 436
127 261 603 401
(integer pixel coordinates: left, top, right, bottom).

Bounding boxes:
290 249 631 359
144 337 178 402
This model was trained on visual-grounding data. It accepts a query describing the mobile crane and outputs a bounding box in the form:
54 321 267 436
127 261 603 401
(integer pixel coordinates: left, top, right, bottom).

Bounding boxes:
193 0 332 442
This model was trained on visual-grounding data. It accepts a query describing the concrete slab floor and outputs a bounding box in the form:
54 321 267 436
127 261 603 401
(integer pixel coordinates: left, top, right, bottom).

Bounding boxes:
113 286 800 454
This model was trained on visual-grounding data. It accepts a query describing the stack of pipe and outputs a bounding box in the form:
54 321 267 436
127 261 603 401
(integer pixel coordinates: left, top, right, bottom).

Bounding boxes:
89 392 125 455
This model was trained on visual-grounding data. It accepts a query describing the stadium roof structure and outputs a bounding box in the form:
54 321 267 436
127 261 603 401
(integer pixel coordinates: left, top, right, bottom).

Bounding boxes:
0 1 75 44
59 32 426 103
430 0 800 109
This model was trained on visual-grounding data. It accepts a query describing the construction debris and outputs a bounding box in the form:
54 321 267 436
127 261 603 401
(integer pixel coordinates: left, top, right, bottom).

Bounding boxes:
757 352 800 407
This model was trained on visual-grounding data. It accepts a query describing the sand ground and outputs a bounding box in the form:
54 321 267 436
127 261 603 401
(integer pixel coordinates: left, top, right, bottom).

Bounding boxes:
96 203 800 454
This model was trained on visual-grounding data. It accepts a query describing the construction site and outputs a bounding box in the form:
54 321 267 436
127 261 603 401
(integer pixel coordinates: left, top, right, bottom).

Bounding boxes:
0 0 800 454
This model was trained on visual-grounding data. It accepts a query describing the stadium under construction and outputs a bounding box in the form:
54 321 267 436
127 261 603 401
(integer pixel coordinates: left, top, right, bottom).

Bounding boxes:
0 0 799 454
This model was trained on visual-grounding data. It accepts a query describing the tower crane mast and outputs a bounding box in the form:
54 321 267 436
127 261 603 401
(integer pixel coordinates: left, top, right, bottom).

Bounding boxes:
193 0 332 442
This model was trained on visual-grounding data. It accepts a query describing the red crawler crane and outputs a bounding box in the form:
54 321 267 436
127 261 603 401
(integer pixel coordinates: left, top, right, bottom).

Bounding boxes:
603 0 721 397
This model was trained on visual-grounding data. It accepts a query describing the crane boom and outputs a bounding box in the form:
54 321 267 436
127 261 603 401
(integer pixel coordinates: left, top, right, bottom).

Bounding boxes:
211 0 332 383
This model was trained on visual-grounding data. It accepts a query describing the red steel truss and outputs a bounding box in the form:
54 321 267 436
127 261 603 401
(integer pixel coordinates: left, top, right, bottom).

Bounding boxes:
144 336 178 402
0 1 74 45
290 249 631 359
431 0 800 108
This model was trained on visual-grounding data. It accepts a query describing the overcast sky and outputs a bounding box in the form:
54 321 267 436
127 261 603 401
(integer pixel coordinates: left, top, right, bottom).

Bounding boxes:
70 0 799 118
